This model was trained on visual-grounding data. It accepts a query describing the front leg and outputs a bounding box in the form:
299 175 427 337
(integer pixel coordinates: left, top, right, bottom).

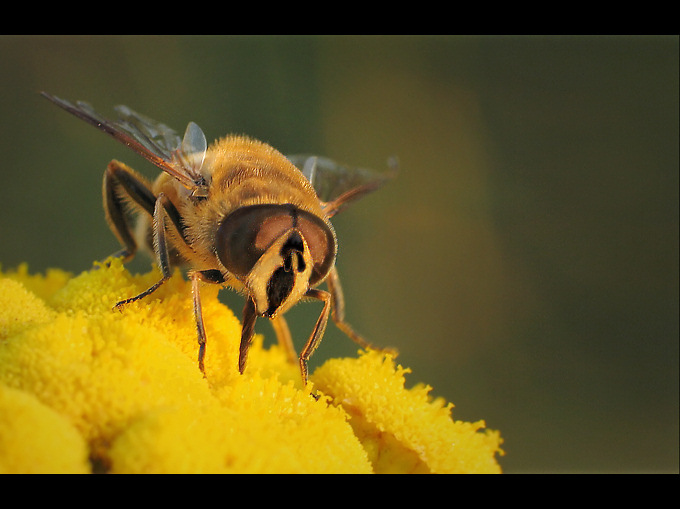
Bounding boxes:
239 296 258 376
298 288 332 387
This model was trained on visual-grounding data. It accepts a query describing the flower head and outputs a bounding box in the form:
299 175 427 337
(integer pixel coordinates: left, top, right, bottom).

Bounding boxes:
0 261 503 473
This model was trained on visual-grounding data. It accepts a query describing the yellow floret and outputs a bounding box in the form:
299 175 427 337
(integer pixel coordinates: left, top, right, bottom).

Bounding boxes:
0 261 503 473
0 277 56 339
109 373 371 473
0 383 90 474
312 350 504 473
1 262 71 302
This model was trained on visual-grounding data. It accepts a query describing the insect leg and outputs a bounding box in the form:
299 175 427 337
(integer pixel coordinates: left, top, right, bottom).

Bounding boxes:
270 314 297 364
103 160 156 262
189 270 226 376
239 296 258 375
326 266 398 355
113 192 175 309
189 271 208 375
299 288 332 386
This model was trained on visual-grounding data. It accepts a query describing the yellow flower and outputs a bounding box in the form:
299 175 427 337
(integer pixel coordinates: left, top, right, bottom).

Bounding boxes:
0 260 503 473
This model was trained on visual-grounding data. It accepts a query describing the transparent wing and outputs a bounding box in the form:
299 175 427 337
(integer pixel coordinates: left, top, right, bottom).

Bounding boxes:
179 121 207 173
287 154 398 216
41 92 208 196
112 104 182 159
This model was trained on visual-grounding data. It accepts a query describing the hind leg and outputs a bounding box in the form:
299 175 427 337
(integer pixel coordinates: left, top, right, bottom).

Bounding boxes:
102 160 156 262
103 160 185 308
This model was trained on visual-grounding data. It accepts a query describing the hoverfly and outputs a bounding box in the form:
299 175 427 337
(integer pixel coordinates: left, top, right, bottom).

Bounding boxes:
41 92 396 386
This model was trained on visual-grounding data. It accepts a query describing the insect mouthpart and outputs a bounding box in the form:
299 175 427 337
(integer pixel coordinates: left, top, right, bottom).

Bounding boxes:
265 231 307 317
238 226 312 318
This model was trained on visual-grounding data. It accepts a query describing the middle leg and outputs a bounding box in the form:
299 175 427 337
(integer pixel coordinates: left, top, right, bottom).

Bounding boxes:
114 192 176 309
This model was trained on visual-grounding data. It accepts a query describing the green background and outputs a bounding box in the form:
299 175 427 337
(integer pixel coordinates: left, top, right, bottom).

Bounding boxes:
1 35 677 473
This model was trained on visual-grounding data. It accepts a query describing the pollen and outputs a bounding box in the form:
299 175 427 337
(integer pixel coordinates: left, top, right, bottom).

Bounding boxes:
0 260 503 473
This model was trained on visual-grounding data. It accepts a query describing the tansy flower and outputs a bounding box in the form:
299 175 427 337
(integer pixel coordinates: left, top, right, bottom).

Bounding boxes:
0 260 503 473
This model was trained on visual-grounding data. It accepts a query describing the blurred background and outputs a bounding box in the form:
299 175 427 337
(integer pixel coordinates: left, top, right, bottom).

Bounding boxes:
1 35 677 473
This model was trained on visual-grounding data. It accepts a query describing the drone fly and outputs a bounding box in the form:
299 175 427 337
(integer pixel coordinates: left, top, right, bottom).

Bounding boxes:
42 92 396 385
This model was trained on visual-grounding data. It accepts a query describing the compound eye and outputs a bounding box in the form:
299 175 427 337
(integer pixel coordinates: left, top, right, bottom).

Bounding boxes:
296 211 336 285
216 205 294 278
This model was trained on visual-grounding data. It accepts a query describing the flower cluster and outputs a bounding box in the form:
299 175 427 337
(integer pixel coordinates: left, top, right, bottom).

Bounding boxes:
0 260 503 473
